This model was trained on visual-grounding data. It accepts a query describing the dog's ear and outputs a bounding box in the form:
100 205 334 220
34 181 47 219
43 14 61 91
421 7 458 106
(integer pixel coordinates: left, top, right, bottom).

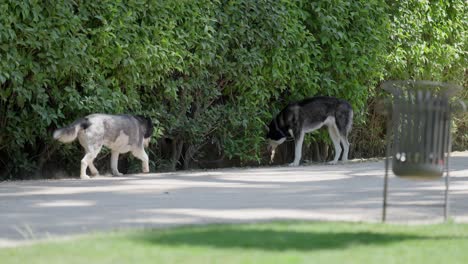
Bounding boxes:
135 115 152 125
144 117 153 138
135 115 154 138
277 116 285 127
143 116 153 127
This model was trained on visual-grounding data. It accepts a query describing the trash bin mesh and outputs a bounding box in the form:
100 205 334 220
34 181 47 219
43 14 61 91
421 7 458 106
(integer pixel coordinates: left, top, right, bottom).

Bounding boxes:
384 81 455 179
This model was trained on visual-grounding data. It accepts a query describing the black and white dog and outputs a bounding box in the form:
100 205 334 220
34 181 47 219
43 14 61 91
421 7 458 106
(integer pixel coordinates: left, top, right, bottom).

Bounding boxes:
53 114 153 179
266 96 353 166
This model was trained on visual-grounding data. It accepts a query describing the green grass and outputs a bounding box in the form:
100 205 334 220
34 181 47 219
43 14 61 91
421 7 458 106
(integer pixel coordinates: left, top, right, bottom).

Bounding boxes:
2 221 468 264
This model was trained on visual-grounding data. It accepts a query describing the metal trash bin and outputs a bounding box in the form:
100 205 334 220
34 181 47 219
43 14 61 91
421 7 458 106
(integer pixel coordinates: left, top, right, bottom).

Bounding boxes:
381 80 462 222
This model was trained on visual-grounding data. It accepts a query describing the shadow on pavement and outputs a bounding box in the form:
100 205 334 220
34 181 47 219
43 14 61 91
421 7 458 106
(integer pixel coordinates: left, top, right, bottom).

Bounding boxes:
132 222 465 251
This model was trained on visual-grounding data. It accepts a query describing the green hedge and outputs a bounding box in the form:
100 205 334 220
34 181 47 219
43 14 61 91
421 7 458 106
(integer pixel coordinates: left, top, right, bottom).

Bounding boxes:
385 0 466 83
0 0 465 179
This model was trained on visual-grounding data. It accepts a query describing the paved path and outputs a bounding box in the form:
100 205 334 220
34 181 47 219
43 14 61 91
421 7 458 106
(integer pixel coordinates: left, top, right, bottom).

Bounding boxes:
1 152 467 247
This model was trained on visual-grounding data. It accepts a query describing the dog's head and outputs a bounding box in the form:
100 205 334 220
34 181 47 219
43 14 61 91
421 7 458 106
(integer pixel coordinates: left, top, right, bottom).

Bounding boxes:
265 118 287 153
136 115 154 147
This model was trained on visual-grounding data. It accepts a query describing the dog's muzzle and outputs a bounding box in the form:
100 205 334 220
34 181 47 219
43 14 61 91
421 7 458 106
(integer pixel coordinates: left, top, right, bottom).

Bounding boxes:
267 140 281 163
267 138 285 152
144 138 151 148
267 143 277 153
267 138 286 163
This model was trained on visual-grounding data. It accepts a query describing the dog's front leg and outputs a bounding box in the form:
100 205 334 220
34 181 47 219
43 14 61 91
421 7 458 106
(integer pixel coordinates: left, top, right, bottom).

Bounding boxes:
132 148 150 173
289 132 304 166
111 151 123 176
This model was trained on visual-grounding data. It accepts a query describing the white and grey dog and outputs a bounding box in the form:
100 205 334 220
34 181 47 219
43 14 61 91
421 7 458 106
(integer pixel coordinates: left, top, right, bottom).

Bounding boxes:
266 96 353 166
53 114 153 179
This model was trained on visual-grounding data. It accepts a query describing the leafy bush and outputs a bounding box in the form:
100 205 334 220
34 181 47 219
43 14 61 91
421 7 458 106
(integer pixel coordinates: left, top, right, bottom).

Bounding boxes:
0 0 465 179
385 0 466 83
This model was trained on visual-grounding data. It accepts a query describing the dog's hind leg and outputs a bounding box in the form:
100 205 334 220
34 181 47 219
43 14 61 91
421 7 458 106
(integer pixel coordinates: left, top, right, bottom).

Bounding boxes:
340 135 350 162
289 131 305 166
88 161 100 177
132 148 150 173
111 151 123 176
80 149 100 179
327 124 342 165
337 108 353 163
80 155 91 179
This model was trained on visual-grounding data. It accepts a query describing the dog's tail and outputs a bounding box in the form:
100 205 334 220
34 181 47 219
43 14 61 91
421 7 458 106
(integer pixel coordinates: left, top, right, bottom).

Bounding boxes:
53 118 91 143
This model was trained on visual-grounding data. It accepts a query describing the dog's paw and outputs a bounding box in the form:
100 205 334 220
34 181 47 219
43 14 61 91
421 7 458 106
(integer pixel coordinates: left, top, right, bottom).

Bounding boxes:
80 175 91 179
288 162 299 167
112 172 124 177
327 161 338 165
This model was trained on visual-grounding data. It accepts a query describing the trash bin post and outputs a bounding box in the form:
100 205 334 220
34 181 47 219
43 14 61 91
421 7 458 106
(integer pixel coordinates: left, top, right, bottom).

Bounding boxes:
381 80 462 222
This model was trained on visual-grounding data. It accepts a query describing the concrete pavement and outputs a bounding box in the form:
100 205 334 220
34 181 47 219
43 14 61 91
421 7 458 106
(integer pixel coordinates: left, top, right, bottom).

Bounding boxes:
1 151 467 247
